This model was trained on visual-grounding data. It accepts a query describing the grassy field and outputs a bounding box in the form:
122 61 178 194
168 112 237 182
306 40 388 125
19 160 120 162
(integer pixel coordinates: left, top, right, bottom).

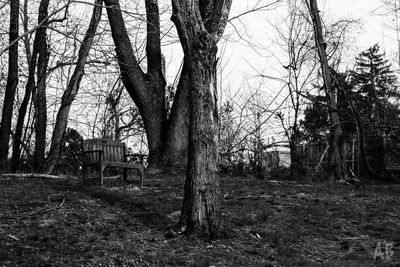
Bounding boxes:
0 172 399 266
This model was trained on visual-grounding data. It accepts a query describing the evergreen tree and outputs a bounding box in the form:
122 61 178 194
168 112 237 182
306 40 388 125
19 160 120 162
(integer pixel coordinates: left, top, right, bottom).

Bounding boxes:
350 44 399 135
301 44 400 179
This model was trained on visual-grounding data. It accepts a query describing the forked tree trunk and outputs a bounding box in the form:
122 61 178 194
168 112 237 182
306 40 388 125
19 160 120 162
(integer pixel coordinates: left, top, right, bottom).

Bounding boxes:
162 62 190 167
42 0 103 174
171 0 232 237
0 0 19 171
103 0 200 169
104 0 168 167
307 0 346 182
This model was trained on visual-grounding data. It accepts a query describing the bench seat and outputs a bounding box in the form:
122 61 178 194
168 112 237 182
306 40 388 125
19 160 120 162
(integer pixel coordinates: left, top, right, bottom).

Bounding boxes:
81 138 145 187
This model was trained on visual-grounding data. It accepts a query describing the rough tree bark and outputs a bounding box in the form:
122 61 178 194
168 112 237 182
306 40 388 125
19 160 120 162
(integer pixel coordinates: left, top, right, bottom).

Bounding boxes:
162 63 190 166
11 0 50 171
42 0 103 174
0 0 19 171
307 0 346 182
171 0 232 237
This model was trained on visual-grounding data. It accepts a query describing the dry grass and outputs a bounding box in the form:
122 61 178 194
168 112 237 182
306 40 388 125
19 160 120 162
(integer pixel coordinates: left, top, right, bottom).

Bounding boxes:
0 173 399 266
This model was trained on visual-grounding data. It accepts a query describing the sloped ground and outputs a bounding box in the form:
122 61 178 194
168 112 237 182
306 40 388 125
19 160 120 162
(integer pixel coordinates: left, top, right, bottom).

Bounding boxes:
0 173 399 266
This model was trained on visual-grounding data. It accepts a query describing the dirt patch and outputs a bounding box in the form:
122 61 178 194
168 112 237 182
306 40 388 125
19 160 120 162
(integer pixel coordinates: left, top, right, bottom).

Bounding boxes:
0 174 399 266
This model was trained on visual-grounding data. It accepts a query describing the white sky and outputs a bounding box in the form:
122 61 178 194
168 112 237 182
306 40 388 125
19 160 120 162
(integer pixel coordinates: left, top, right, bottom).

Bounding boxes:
35 0 399 144
70 0 399 143
212 0 398 142
222 0 395 88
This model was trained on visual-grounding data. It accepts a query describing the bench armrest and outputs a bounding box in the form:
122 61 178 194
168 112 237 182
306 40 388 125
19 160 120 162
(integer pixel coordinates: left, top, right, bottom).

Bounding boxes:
126 153 147 157
125 153 147 164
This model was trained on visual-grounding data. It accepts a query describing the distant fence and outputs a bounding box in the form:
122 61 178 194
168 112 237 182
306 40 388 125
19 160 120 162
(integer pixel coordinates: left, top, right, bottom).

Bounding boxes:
294 141 358 180
219 135 400 180
294 135 400 180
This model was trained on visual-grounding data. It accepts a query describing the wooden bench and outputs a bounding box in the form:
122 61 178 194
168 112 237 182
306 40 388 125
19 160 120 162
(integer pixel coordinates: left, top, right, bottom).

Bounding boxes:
81 139 145 187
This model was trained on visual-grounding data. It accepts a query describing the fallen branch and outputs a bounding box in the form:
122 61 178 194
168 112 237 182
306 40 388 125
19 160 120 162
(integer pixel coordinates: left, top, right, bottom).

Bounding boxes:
224 194 273 201
7 234 20 241
131 226 168 237
1 173 66 180
17 198 65 220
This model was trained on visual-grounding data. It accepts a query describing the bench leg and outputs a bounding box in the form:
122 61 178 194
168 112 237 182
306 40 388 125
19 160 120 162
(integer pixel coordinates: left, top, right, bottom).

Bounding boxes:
123 168 128 182
99 162 104 186
82 164 87 184
139 168 144 188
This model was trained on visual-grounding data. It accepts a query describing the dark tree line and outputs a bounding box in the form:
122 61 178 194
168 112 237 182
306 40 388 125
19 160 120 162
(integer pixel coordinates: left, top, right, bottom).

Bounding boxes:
301 44 400 180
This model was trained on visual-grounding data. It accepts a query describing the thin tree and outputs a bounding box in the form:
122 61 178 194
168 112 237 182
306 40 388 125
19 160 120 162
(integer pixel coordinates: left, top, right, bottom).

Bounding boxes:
42 0 103 174
0 0 19 171
171 0 232 237
11 0 50 171
275 0 315 176
33 1 50 171
306 0 346 182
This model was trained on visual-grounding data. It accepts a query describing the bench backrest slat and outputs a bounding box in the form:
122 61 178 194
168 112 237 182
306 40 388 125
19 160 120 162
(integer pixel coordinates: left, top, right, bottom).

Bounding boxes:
83 139 126 162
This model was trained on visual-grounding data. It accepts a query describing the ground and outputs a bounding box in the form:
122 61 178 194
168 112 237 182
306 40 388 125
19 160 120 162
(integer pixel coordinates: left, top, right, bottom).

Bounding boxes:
0 172 399 266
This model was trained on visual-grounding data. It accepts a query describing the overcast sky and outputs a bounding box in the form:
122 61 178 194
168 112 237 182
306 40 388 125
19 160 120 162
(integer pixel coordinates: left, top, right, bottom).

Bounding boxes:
211 0 398 142
223 0 395 86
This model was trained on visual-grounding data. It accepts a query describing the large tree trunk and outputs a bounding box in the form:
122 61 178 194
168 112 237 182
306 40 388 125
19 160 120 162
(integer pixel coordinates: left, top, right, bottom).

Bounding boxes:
104 0 167 167
104 0 198 169
0 0 19 171
42 0 103 174
307 0 346 182
172 0 232 237
163 62 190 167
181 47 221 236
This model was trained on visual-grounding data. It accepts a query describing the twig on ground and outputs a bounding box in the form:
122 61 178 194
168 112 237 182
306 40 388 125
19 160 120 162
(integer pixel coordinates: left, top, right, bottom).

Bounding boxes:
17 198 66 220
131 226 169 237
7 234 20 241
1 173 66 180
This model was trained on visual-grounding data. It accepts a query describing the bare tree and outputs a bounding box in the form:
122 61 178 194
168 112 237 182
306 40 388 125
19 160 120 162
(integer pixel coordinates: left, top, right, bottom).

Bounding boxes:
33 0 51 171
103 0 171 168
11 0 51 171
379 0 400 66
273 0 316 176
0 0 19 171
42 0 103 174
306 0 347 182
171 0 232 237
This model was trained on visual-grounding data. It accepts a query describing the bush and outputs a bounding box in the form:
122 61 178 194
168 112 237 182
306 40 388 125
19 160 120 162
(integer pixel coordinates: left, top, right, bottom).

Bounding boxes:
54 128 83 176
